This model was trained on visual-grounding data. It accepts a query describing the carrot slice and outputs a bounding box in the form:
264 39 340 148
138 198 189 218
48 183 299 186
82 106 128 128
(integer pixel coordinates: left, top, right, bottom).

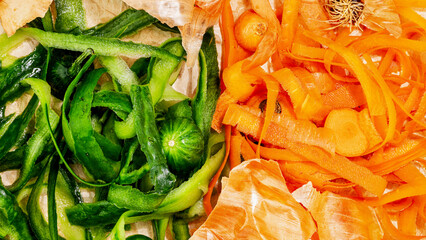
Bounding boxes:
376 206 425 240
324 108 368 157
398 201 419 235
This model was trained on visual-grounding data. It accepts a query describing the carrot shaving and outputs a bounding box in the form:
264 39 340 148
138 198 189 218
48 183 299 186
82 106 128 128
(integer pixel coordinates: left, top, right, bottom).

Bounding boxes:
211 91 237 133
304 31 388 117
398 201 419 235
272 68 330 122
220 0 251 69
283 141 387 196
240 137 257 160
376 206 425 240
291 43 327 60
322 84 367 109
394 0 426 8
203 125 231 215
278 0 300 51
229 129 243 169
222 103 336 154
256 76 280 157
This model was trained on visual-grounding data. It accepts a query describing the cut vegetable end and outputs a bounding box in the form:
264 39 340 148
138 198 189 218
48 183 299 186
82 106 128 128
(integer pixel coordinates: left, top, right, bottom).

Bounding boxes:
235 10 268 52
325 108 368 157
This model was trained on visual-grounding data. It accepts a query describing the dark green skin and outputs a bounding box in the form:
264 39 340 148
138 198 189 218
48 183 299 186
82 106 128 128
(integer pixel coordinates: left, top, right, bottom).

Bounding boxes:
7 107 59 192
92 91 133 119
192 28 221 149
107 184 165 213
54 0 86 33
165 99 193 120
27 161 66 240
0 45 46 106
131 85 176 194
147 38 185 104
68 68 120 182
66 201 127 227
0 95 38 160
20 28 181 63
46 49 82 98
48 157 60 240
153 217 169 240
172 218 191 240
0 183 34 239
65 136 225 226
83 9 158 38
118 138 150 185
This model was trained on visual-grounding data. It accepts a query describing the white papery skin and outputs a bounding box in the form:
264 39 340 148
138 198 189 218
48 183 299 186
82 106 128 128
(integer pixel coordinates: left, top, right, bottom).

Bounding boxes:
0 0 53 36
123 0 195 27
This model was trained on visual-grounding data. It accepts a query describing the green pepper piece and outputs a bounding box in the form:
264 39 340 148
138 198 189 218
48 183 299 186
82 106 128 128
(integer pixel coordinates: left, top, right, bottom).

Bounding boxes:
0 183 34 240
54 0 86 33
68 68 120 182
107 184 165 213
131 85 176 194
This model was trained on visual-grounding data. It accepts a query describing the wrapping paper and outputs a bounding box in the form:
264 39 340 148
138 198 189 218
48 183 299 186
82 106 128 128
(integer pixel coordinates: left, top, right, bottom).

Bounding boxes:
191 159 316 240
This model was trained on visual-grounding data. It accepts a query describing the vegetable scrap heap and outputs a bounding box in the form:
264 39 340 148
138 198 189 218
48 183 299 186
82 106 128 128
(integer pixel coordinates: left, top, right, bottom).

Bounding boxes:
195 0 426 239
0 0 223 239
